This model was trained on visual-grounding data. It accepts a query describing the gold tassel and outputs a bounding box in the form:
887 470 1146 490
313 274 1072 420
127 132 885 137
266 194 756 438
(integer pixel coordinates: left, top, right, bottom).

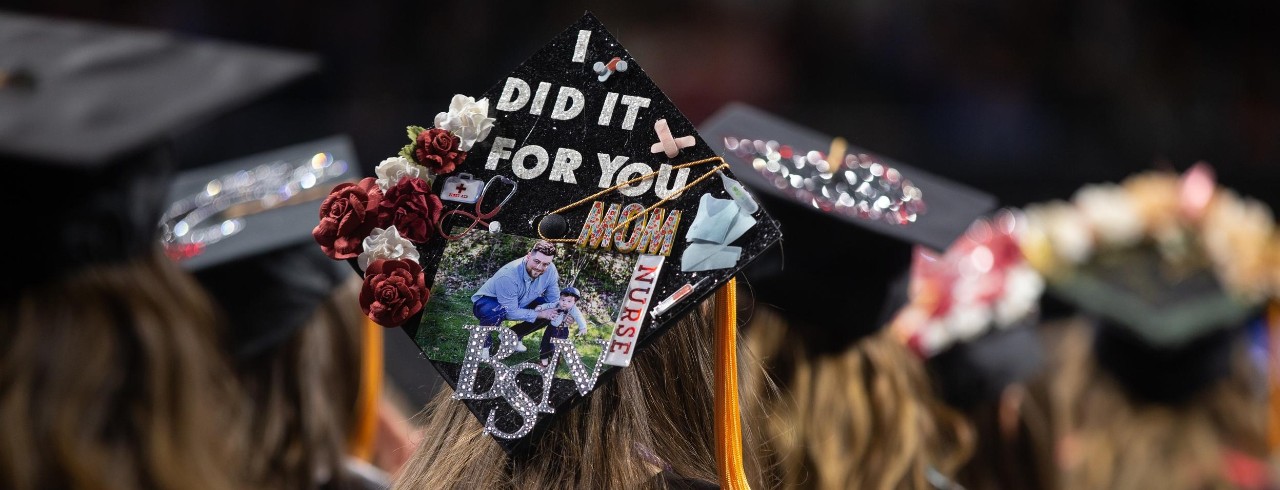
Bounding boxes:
348 318 384 461
715 277 751 489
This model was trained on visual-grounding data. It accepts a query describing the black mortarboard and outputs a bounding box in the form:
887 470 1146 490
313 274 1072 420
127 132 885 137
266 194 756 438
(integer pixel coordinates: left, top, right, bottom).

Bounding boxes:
164 136 359 357
927 325 1043 409
699 103 997 349
0 12 318 167
1018 166 1279 402
0 12 317 293
310 14 781 452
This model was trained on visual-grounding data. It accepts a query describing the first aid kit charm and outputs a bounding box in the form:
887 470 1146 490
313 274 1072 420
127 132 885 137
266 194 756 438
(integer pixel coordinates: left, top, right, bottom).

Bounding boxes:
440 173 485 203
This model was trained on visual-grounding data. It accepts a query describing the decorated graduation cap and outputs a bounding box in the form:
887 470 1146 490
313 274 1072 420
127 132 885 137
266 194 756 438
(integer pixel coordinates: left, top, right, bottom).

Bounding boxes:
699 103 997 350
887 210 1047 408
1018 163 1280 403
310 13 781 457
891 211 1045 357
163 136 359 357
0 12 317 293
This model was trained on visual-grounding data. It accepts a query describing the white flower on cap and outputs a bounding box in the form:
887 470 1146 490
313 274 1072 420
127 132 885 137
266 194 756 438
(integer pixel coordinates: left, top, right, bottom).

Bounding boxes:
919 320 954 356
1201 190 1275 295
374 156 425 191
1074 184 1143 246
995 265 1044 326
358 226 420 270
1026 203 1093 265
435 94 496 151
946 303 992 342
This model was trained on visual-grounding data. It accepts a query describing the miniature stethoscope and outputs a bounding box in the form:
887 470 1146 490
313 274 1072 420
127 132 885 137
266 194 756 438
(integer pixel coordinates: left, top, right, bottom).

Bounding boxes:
438 175 519 240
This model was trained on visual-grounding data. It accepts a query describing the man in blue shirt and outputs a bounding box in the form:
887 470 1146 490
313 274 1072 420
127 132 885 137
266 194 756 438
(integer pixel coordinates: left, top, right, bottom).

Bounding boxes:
472 240 562 352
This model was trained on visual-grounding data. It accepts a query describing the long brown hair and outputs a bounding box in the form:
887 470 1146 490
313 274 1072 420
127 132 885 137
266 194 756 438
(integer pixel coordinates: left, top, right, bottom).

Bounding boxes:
951 385 1055 490
235 276 365 489
0 250 244 490
394 299 766 489
741 306 975 490
1040 318 1267 490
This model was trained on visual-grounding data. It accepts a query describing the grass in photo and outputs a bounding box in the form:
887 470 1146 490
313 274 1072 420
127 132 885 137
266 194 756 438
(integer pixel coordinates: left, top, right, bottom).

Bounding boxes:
416 229 635 379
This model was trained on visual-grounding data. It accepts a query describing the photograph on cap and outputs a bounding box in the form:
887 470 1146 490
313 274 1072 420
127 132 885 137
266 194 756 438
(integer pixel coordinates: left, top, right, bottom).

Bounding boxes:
416 231 635 377
309 12 781 452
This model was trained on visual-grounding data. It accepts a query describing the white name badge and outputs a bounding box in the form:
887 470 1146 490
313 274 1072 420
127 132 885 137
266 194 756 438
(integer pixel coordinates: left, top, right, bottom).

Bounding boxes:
602 254 665 367
440 173 485 203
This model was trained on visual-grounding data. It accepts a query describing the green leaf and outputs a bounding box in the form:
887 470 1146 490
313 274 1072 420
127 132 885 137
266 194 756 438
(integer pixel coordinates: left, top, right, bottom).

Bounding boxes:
406 125 426 141
400 143 416 162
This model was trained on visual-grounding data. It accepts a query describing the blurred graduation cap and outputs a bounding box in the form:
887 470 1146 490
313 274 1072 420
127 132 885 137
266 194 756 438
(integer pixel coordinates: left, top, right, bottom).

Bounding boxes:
700 103 998 351
308 13 781 454
928 325 1043 409
887 210 1047 409
1055 248 1257 345
163 136 359 357
173 138 405 484
1019 165 1279 403
0 12 317 292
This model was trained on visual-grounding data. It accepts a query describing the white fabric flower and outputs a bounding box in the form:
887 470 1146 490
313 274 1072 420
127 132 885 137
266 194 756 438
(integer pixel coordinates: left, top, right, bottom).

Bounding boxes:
919 321 954 356
1201 192 1275 294
945 304 992 341
374 156 425 191
994 266 1044 326
1073 184 1143 246
1026 203 1093 265
358 226 420 270
434 94 496 151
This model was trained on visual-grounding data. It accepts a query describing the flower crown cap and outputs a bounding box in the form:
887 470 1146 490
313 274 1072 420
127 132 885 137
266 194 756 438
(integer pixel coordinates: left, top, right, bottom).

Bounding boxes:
1015 163 1278 348
892 209 1045 357
1018 163 1279 302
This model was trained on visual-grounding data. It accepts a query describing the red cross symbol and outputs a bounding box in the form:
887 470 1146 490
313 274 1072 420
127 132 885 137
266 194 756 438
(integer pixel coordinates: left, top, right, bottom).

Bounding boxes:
455 182 468 193
650 118 696 158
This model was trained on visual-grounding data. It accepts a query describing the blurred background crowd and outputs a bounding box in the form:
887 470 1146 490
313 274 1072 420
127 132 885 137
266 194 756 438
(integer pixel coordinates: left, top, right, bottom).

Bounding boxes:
11 0 1279 207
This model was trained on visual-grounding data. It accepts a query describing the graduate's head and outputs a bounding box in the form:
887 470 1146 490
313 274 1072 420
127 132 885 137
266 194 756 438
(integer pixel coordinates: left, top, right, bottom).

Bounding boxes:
703 105 1000 489
525 240 557 279
176 136 370 489
558 286 581 309
1019 165 1277 490
0 13 317 489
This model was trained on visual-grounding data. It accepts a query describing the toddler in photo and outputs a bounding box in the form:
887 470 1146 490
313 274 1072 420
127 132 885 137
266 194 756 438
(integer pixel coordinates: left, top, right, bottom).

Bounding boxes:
519 287 586 363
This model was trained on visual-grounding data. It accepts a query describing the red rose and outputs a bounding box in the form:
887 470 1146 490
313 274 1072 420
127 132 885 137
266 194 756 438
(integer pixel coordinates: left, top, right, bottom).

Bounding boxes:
413 128 467 174
313 177 383 259
377 176 443 244
360 259 429 326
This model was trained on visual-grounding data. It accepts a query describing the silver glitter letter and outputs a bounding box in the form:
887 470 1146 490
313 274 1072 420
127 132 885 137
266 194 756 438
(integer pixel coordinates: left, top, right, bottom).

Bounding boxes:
572 30 591 62
551 337 610 395
481 360 542 439
454 325 521 400
653 163 691 199
495 77 531 112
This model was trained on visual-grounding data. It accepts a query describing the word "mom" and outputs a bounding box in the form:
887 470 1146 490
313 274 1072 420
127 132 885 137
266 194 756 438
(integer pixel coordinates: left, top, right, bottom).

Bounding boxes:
577 201 681 257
